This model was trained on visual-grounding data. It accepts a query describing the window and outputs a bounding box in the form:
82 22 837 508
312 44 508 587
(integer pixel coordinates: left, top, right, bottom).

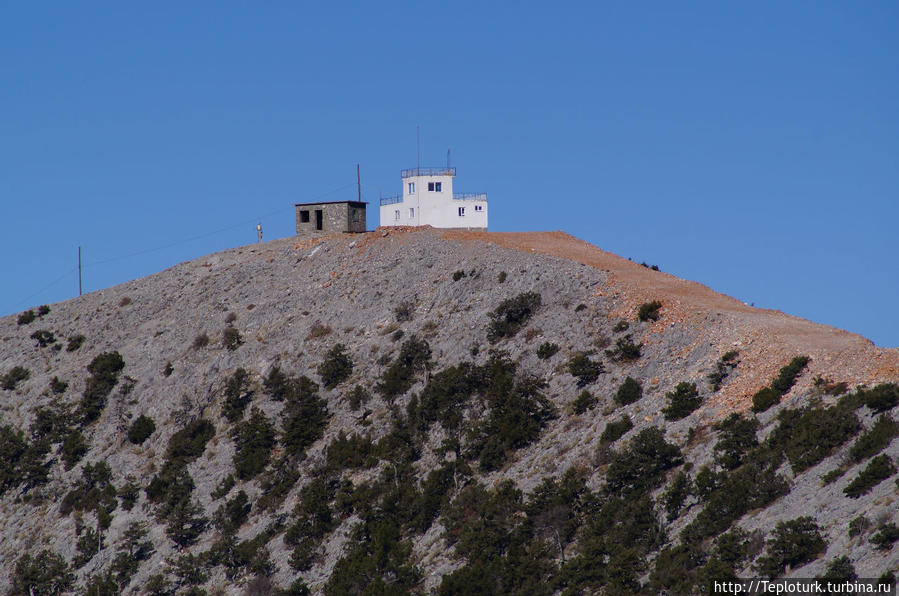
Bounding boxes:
315 210 323 231
474 205 483 212
394 210 400 220
458 207 465 217
300 210 310 223
428 182 434 191
408 182 415 194
427 182 443 192
409 208 414 218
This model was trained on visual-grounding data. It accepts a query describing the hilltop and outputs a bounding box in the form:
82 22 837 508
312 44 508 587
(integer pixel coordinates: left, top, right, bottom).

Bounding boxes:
0 228 896 594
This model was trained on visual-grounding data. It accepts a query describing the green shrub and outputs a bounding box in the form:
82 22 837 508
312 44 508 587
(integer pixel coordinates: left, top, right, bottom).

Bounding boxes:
637 300 662 322
164 497 208 547
223 368 253 422
1 366 30 390
708 351 739 392
605 427 682 497
452 270 466 281
572 390 597 415
769 405 861 473
66 334 85 352
536 341 559 360
232 408 275 480
487 291 542 342
318 343 354 389
17 310 36 325
222 326 243 350
61 430 89 470
662 471 692 521
613 320 630 333
127 415 156 445
327 432 377 469
770 356 810 395
843 455 896 498
567 352 604 387
817 556 858 582
280 376 330 456
376 335 431 400
605 335 642 362
212 474 235 500
79 352 126 424
870 522 899 551
600 415 633 444
111 521 155 585
307 323 332 339
346 385 371 410
0 425 28 494
213 489 251 534
11 549 74 595
848 515 870 538
713 413 759 470
753 517 826 578
497 271 507 283
615 376 642 406
663 382 702 421
49 376 68 395
849 415 898 463
751 387 781 413
858 383 899 414
166 419 215 466
30 330 56 347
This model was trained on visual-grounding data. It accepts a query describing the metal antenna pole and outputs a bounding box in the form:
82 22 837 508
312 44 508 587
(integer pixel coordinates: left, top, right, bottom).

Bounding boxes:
417 125 420 170
77 246 82 296
357 163 361 202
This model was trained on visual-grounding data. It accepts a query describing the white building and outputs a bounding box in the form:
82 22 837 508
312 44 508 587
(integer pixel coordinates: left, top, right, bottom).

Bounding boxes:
379 167 487 229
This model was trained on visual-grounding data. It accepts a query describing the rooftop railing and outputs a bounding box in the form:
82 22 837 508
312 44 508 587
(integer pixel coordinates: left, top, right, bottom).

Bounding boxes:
453 193 487 201
379 195 403 206
401 167 456 178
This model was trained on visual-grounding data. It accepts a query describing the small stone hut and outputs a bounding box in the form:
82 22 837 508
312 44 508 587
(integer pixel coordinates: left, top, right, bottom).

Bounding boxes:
295 201 367 236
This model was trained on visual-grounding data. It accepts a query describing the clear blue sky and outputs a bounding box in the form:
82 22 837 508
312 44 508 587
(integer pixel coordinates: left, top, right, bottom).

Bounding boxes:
2 2 897 346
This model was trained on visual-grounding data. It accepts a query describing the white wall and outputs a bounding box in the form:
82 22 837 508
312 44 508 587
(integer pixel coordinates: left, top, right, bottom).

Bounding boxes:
379 171 487 229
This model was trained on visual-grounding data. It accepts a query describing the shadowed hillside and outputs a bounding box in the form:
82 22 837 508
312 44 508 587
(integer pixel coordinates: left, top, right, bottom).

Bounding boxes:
1 228 896 594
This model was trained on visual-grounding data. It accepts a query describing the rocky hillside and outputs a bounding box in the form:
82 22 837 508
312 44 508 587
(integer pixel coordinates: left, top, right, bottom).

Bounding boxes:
0 228 896 595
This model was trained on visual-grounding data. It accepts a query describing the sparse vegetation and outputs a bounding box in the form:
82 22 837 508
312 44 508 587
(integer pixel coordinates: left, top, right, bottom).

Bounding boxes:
223 367 253 422
663 382 702 420
17 310 36 326
843 454 896 498
487 291 542 342
66 334 85 351
857 383 899 414
232 408 276 480
849 414 898 463
452 270 465 281
752 355 810 412
572 390 597 414
394 300 415 322
377 335 432 400
536 341 559 360
753 517 826 578
1 366 30 390
708 350 739 391
614 376 643 406
600 415 633 444
30 329 56 347
605 335 642 362
127 415 156 445
11 549 74 595
871 522 899 551
79 352 126 424
222 326 243 350
637 300 662 322
318 344 353 389
192 333 209 349
497 271 507 283
567 352 603 387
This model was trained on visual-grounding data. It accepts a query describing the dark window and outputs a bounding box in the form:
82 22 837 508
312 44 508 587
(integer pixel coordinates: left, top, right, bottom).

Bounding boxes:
315 210 323 230
300 210 310 223
428 182 435 191
435 182 442 192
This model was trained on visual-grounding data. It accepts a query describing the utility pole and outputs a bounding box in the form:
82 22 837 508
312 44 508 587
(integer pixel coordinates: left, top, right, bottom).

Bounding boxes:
77 246 82 296
417 125 420 171
357 163 361 202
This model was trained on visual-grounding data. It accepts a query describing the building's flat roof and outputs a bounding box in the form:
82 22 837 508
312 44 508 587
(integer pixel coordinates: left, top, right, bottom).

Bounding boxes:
295 200 368 207
401 167 456 178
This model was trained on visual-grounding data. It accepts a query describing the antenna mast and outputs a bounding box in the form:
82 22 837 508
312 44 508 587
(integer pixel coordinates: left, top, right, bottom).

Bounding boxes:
77 246 82 296
357 163 361 202
416 125 420 170
447 148 451 169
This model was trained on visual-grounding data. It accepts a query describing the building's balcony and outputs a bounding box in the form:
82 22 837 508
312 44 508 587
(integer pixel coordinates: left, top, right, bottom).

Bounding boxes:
379 195 403 206
401 167 456 178
453 193 487 201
